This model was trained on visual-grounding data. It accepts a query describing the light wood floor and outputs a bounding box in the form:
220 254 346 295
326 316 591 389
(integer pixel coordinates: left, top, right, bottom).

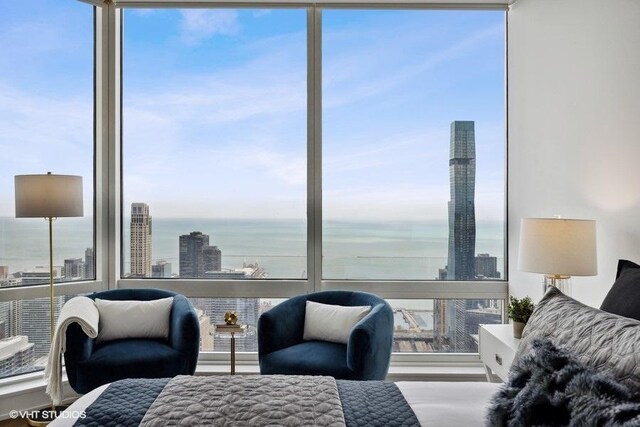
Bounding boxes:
0 418 29 427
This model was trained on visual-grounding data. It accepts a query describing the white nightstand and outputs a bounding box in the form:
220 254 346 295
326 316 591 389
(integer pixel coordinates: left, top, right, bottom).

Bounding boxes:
479 324 521 382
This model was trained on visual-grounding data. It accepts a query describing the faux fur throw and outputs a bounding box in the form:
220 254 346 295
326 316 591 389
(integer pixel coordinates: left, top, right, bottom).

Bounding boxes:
486 338 640 427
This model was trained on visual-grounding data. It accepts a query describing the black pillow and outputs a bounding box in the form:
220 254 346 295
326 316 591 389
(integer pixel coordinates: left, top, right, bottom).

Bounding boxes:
600 259 640 321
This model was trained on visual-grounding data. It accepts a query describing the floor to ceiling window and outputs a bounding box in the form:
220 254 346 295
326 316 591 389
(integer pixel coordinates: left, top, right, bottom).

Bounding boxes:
0 3 512 378
0 0 95 379
121 9 307 281
322 10 506 352
119 5 507 356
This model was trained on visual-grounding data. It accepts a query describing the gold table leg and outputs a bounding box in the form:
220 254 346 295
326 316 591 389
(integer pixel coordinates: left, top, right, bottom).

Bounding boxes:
230 332 235 375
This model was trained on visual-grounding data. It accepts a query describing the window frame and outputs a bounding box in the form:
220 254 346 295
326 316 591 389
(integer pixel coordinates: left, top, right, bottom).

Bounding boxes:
0 5 107 305
115 2 509 359
0 0 509 368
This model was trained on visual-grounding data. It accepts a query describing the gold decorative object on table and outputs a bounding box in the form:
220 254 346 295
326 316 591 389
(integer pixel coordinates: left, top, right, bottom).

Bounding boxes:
224 310 238 325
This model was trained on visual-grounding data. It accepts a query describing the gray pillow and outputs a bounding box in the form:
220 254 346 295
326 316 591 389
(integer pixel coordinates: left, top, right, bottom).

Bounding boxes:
515 287 640 392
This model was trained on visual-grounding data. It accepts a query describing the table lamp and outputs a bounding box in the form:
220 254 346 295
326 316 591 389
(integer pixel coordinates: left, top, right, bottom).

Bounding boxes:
517 217 597 296
15 172 83 425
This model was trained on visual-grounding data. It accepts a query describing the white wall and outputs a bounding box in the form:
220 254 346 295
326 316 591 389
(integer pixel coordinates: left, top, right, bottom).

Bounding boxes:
508 0 640 306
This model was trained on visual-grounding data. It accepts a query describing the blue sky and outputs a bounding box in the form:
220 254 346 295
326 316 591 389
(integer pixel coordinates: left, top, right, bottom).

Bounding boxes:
0 2 505 223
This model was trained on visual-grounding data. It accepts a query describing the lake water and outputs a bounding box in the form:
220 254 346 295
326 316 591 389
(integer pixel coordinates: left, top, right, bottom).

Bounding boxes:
0 217 505 280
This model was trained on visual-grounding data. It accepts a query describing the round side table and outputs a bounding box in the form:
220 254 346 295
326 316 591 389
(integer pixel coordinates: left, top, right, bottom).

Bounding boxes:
213 325 256 375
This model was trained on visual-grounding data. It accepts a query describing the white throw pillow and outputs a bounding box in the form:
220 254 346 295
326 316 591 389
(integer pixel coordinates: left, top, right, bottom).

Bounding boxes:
95 297 173 343
303 300 371 344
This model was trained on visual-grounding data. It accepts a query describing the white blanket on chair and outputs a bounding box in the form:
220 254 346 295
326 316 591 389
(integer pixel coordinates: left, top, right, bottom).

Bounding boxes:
44 296 99 405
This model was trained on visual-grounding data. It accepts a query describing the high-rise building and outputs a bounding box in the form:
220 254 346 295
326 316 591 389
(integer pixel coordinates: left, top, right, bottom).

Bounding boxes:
0 336 35 378
3 301 21 338
84 248 95 280
0 266 8 279
435 121 478 353
179 231 210 278
447 121 476 281
0 302 10 339
152 260 172 278
179 232 224 278
18 296 64 357
203 246 222 273
130 203 152 277
18 267 63 286
475 253 500 279
63 258 85 279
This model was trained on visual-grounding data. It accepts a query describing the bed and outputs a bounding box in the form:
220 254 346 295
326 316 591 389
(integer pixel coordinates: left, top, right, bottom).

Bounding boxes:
51 375 499 427
52 281 640 426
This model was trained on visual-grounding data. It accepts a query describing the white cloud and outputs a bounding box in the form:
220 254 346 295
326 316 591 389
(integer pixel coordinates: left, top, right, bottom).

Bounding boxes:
179 10 239 45
324 24 504 109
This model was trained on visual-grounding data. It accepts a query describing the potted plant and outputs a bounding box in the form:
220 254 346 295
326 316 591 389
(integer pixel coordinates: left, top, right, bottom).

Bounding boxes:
507 296 535 339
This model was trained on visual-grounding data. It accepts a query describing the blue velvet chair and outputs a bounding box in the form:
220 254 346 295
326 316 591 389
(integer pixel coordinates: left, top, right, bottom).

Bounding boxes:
64 289 200 394
258 290 393 380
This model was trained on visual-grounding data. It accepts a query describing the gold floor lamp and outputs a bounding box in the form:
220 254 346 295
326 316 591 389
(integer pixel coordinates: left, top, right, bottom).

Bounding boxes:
15 172 83 426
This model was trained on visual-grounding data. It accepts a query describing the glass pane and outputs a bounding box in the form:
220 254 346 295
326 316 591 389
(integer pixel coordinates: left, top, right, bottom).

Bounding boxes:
322 10 506 281
0 1 95 286
0 295 79 379
122 9 307 279
389 299 503 353
189 297 281 352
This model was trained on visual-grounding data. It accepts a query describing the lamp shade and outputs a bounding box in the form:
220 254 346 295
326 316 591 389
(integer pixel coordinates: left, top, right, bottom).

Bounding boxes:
15 173 84 218
518 218 597 276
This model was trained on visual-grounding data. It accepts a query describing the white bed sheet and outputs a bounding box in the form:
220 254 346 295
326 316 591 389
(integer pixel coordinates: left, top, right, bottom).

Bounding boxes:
51 380 499 426
397 381 499 426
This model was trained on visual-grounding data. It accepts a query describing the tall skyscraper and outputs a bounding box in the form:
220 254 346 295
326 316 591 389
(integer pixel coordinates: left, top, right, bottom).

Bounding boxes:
179 231 210 278
447 121 476 281
435 121 478 353
84 248 95 280
130 203 152 277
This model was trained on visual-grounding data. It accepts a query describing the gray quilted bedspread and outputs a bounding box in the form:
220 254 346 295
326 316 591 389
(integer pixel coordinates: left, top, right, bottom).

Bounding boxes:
516 287 640 392
139 375 346 427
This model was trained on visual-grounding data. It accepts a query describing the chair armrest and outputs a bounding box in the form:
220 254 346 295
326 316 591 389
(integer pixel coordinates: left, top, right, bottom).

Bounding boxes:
169 295 200 374
258 295 306 357
347 302 394 380
64 322 95 391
